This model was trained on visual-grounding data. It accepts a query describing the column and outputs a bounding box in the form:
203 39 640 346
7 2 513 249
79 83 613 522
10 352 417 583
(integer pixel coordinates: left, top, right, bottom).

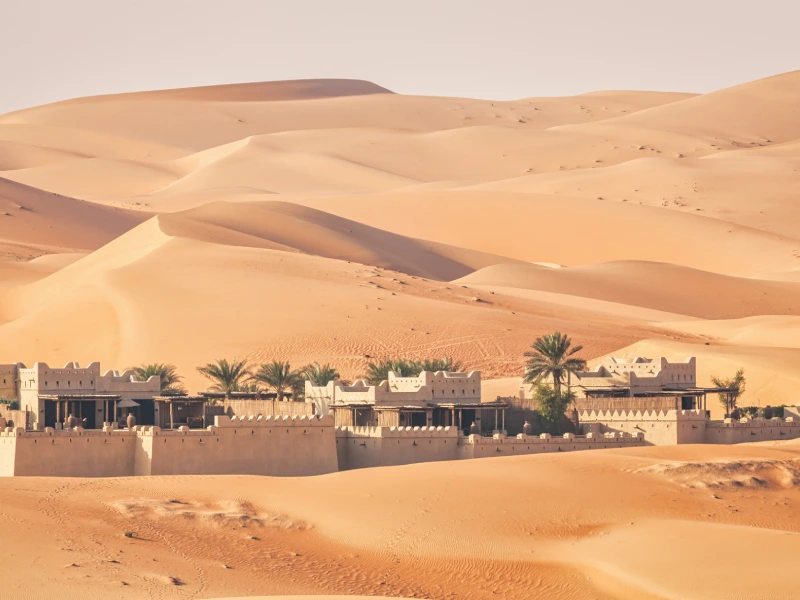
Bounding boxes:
170 403 175 429
502 409 505 433
56 400 61 425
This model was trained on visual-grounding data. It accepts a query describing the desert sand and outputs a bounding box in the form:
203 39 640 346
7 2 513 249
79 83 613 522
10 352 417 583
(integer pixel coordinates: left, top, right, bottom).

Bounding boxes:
3 441 800 599
1 73 800 403
2 72 800 599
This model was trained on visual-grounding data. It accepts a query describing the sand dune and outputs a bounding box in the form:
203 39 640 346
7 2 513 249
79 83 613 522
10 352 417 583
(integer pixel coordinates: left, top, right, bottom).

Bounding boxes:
0 177 147 260
2 71 800 600
0 212 685 392
455 260 800 319
0 72 799 421
475 146 800 239
563 70 800 144
296 190 799 277
4 442 800 599
157 200 516 281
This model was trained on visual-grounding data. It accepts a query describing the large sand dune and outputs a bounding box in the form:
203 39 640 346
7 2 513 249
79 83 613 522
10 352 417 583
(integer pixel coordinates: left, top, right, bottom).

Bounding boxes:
0 72 799 403
3 442 800 599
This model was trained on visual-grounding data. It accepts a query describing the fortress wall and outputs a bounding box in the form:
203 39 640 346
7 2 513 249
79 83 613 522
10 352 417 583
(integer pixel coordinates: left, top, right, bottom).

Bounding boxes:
336 426 459 471
579 409 707 446
0 434 17 476
3 428 136 477
458 431 645 459
704 418 800 445
143 415 338 477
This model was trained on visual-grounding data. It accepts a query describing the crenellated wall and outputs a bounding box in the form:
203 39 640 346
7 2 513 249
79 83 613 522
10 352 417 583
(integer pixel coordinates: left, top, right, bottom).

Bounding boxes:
705 417 800 444
579 409 707 446
579 410 800 446
335 425 645 470
336 425 459 470
138 415 337 477
1 427 136 477
458 430 644 460
0 415 338 478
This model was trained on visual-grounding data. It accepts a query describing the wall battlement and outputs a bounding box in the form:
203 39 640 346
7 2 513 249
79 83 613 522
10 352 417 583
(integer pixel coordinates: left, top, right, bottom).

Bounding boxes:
1 414 338 478
579 409 800 446
335 425 457 438
579 409 708 422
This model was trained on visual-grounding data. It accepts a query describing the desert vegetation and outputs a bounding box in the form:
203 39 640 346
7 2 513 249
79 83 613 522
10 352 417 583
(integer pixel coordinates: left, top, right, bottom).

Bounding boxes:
130 363 186 394
711 368 746 416
523 332 587 431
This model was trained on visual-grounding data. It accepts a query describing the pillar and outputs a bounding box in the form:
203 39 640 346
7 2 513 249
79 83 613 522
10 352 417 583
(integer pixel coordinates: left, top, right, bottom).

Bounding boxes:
501 409 505 433
170 403 175 430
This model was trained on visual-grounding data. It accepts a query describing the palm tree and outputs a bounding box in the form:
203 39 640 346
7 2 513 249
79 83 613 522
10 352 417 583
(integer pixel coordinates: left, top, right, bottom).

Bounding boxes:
302 362 340 386
364 358 420 385
711 368 746 416
130 363 186 394
523 332 587 395
421 356 464 373
196 359 252 397
255 360 304 401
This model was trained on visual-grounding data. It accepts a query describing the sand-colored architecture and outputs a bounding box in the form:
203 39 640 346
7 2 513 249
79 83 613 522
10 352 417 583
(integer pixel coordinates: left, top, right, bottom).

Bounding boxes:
2 357 799 476
4 362 161 430
307 370 508 434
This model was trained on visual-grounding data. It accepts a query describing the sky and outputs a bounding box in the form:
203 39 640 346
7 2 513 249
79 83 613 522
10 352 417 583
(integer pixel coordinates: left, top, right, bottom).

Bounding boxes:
1 0 799 114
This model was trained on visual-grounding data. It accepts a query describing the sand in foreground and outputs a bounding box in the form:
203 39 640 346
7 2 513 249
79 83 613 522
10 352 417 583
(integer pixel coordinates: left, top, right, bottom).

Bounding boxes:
1 442 799 600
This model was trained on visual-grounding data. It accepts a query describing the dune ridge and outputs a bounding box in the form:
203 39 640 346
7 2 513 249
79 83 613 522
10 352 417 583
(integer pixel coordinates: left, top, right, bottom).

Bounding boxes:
1 71 800 408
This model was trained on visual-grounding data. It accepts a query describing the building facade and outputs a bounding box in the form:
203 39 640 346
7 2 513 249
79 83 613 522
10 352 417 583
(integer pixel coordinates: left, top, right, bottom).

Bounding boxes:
307 370 508 435
2 362 161 430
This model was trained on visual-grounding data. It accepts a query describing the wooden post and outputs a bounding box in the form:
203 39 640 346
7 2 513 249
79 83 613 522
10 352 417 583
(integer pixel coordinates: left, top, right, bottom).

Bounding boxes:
502 409 505 433
170 402 174 430
56 400 61 425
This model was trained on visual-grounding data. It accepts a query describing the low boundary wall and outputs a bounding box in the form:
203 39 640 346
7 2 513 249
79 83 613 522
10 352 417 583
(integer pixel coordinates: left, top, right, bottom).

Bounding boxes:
335 426 645 470
705 417 800 444
0 415 338 478
336 425 459 470
458 431 644 459
579 410 800 446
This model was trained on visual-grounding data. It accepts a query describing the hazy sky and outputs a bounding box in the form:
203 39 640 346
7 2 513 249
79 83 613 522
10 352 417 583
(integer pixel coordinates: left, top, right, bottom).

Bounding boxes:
2 0 798 114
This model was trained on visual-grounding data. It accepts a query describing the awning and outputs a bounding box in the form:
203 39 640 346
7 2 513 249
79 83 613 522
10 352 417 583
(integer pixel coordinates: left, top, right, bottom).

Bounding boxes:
116 399 140 408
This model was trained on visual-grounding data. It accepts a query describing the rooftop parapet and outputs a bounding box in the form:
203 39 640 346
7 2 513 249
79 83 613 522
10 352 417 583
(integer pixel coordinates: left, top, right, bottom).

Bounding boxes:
213 414 333 428
464 431 644 445
708 417 800 428
335 425 458 438
579 408 708 421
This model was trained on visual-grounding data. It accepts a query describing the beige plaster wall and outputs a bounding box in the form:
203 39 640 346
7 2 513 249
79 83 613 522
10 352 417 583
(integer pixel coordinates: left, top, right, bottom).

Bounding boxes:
143 415 338 477
458 431 644 459
8 429 136 477
336 426 459 470
579 409 707 446
705 418 800 444
0 435 16 476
